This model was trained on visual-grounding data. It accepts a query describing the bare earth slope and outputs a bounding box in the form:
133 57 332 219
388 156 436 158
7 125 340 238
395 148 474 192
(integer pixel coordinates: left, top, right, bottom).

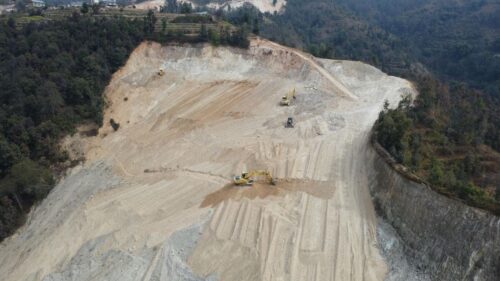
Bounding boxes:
0 39 413 281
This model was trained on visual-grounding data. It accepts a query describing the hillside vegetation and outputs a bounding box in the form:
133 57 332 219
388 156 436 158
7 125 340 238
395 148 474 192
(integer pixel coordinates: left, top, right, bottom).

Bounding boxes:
375 79 499 214
336 0 500 98
0 8 249 241
226 1 415 75
0 14 145 240
332 0 500 211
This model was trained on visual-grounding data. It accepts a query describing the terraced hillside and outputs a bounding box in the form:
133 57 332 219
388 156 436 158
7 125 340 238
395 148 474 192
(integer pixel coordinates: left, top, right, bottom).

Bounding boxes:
10 8 232 36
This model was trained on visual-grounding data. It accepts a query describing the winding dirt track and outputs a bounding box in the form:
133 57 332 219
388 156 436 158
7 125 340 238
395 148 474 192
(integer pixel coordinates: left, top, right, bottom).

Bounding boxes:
266 41 359 101
0 39 413 281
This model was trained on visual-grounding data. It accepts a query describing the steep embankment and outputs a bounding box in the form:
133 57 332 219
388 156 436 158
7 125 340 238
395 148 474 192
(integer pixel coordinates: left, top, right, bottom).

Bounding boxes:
0 39 413 281
369 145 500 280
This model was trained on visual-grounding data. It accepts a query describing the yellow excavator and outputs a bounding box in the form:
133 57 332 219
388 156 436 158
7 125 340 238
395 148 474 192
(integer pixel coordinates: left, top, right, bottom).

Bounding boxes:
158 68 165 76
280 88 296 106
233 170 276 186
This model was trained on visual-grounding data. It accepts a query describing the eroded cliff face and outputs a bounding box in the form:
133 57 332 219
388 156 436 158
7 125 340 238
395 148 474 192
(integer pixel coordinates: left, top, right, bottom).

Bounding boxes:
369 147 500 281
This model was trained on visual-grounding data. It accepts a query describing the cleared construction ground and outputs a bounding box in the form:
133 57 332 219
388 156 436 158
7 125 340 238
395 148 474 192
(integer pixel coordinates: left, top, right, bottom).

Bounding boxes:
0 39 414 281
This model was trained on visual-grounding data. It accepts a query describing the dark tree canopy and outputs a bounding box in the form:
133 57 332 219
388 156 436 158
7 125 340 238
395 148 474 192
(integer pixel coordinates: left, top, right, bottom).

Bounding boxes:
0 14 145 241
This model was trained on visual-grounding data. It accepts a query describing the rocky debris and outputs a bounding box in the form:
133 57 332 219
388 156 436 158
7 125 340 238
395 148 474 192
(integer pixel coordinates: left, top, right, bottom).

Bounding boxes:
42 215 214 281
377 219 430 281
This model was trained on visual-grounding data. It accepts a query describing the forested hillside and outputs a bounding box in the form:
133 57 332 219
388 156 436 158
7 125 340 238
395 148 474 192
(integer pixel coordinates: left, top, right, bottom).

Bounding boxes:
0 14 146 240
331 0 500 212
375 78 499 214
257 1 417 76
336 0 500 98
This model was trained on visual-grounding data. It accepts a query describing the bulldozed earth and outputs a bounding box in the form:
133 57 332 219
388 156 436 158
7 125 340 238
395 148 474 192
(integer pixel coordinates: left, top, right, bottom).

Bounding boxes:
0 39 415 281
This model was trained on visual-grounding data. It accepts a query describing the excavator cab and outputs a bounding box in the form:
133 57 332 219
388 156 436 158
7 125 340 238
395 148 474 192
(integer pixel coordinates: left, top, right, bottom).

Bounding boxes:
233 171 254 185
280 88 296 106
233 175 253 186
233 170 275 186
280 95 290 106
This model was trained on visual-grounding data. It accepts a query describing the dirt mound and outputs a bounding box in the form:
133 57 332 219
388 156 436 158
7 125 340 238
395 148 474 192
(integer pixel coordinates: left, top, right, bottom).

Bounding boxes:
200 179 333 207
0 39 414 281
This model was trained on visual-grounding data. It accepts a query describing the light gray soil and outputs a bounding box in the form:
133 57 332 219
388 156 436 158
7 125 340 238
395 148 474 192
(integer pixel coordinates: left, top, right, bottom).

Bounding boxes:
0 39 415 281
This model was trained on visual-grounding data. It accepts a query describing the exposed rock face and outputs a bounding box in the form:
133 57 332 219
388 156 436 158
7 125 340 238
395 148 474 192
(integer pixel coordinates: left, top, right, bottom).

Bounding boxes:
369 149 500 281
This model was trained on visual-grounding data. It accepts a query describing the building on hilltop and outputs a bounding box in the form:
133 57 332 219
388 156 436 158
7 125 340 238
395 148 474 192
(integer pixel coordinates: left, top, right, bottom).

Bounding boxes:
89 0 116 6
31 0 45 7
69 1 84 7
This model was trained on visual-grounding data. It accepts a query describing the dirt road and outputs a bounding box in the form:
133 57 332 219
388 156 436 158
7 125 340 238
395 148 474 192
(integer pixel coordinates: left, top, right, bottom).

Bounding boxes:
0 39 412 281
265 40 359 101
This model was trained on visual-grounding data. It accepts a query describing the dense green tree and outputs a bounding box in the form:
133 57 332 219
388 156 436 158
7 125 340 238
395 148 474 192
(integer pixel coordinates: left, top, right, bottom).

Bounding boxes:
199 24 208 41
180 2 192 14
429 157 444 186
0 138 21 175
208 28 219 45
376 97 412 162
0 15 146 241
161 18 167 33
81 3 89 14
165 0 178 13
144 9 157 35
6 159 53 201
252 18 259 35
91 3 101 15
